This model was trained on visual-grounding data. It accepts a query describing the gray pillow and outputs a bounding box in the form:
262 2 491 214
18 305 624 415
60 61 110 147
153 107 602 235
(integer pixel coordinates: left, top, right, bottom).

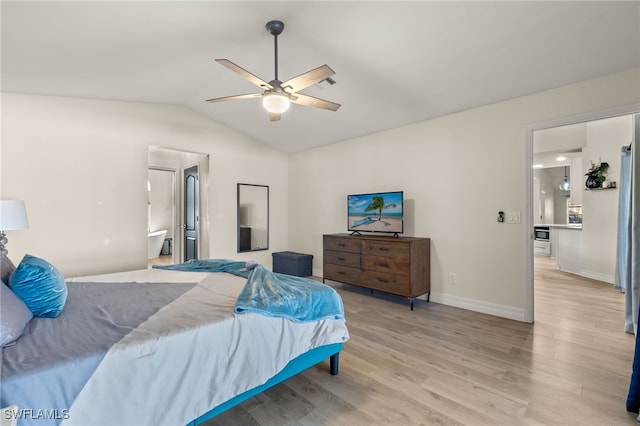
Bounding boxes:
0 280 33 346
1 253 16 284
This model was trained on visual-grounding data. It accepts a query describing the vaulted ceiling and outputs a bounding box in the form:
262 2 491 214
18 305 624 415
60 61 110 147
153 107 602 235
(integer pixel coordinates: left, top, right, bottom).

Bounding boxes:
2 1 638 153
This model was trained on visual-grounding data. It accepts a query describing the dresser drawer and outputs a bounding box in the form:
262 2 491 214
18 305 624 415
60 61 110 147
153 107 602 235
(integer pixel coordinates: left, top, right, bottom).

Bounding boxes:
362 241 410 260
323 236 361 253
362 270 410 295
361 255 410 276
324 263 361 285
324 249 361 268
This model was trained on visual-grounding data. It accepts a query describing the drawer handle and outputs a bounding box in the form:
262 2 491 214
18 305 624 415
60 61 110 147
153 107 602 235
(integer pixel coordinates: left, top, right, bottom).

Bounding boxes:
337 257 345 261
378 262 389 268
338 243 345 247
376 277 389 283
378 247 389 252
338 271 345 275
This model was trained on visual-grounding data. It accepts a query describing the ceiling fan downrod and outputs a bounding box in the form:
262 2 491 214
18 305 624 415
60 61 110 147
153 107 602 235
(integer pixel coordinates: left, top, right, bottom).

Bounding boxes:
266 20 284 82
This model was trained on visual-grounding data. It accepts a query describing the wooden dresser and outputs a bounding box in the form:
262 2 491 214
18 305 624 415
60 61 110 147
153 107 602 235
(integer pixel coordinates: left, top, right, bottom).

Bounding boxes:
323 233 430 309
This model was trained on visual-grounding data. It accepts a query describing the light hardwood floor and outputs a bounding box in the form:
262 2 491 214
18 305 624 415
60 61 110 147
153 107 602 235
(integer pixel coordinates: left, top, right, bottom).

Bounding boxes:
204 256 637 425
147 254 173 268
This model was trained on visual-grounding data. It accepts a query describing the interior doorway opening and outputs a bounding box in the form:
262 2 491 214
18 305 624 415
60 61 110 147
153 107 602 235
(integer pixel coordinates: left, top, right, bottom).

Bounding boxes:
526 106 639 323
148 146 210 267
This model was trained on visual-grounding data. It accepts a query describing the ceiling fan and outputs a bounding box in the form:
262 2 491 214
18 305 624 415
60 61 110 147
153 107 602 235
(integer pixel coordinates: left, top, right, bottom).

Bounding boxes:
206 20 341 122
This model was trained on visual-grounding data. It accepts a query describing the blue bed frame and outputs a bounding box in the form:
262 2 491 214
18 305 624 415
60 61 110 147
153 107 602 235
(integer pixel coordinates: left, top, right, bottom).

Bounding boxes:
188 342 343 425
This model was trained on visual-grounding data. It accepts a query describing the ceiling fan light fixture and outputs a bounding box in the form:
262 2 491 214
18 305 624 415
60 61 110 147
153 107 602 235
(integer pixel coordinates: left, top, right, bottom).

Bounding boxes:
262 92 290 114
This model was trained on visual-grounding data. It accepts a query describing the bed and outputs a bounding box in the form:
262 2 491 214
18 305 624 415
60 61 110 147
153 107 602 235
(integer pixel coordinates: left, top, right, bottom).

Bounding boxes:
0 258 349 426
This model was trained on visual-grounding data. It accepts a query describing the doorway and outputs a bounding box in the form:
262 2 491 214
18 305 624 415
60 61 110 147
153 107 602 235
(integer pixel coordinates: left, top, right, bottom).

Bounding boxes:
148 146 210 265
148 167 176 267
526 106 639 323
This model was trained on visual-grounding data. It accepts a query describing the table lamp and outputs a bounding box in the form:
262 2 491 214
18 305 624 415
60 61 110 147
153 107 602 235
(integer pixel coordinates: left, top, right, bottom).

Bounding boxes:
0 200 29 255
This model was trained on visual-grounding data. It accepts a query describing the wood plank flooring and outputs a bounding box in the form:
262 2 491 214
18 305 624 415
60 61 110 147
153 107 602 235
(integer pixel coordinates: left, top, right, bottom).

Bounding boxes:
203 256 637 425
147 254 173 268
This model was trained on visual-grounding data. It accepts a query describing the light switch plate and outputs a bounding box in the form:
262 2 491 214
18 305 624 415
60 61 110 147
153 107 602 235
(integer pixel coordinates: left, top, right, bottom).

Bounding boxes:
506 212 521 224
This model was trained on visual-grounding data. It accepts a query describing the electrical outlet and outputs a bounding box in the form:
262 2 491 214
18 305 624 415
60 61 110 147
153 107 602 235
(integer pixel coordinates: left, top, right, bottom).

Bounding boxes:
449 272 456 284
506 212 521 224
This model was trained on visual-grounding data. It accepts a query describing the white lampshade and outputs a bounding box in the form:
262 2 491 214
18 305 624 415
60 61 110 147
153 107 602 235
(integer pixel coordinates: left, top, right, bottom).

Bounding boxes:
262 92 290 114
0 200 29 231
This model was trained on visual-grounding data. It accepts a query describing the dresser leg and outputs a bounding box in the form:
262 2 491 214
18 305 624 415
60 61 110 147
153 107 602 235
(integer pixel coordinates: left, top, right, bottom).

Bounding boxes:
409 298 415 310
426 292 430 303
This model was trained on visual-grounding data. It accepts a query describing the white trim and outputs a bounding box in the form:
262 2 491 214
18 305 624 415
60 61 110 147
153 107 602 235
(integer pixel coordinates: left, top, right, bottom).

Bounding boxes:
430 293 526 322
525 125 535 323
579 270 615 285
524 103 640 324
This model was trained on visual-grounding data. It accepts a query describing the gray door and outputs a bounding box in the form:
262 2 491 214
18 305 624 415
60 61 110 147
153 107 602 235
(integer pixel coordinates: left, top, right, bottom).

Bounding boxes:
184 165 199 261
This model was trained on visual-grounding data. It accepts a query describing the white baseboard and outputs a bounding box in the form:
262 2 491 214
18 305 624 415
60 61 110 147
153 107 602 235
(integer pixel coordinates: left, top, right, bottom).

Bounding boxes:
320 272 527 322
429 292 527 322
579 270 614 284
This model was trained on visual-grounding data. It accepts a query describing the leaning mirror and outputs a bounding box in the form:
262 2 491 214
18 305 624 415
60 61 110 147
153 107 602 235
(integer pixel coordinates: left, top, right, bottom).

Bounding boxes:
237 183 269 252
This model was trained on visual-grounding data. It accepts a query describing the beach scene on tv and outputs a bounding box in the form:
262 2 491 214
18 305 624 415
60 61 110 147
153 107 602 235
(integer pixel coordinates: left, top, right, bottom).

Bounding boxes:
348 192 403 233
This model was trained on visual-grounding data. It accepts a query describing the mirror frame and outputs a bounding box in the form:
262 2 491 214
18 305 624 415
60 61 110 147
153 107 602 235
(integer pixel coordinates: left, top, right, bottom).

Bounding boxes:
237 183 269 253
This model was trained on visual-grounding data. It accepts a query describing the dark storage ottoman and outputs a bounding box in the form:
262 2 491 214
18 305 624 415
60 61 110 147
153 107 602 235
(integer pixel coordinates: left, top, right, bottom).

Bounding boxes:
272 251 313 277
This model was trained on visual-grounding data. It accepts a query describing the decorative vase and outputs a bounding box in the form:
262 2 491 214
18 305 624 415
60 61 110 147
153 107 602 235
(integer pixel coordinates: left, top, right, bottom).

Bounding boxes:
585 175 600 189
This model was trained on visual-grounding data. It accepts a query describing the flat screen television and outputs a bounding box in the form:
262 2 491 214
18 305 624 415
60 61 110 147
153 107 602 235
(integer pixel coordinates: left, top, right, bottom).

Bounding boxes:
347 191 403 236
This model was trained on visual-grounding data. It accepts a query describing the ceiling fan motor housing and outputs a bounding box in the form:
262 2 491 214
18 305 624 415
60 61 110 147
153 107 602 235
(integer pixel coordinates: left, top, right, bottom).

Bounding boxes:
266 20 284 36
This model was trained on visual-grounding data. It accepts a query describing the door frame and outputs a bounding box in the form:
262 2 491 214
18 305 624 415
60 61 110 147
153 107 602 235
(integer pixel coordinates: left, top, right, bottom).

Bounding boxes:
524 104 640 323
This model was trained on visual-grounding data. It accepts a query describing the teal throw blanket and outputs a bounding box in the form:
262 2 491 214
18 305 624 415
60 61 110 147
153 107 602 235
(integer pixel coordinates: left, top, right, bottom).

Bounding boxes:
153 259 251 278
154 260 344 323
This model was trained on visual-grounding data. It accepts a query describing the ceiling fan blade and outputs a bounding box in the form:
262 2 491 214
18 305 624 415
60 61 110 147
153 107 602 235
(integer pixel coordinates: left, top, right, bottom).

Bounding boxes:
215 59 273 90
281 64 335 93
290 93 341 111
205 93 263 103
269 112 282 122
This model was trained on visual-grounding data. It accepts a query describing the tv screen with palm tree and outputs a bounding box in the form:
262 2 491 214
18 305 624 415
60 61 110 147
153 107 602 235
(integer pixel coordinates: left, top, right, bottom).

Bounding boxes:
347 191 403 235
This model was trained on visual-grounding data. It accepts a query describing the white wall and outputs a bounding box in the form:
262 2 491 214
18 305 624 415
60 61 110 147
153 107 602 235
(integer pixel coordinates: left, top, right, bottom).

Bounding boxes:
534 122 587 154
0 93 289 276
288 68 640 321
581 115 633 282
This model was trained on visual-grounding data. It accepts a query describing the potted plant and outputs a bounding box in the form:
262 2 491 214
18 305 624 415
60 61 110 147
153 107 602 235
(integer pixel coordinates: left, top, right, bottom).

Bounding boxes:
585 160 609 189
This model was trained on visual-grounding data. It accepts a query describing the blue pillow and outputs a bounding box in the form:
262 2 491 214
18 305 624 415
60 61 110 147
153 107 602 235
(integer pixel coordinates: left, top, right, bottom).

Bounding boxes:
9 254 67 318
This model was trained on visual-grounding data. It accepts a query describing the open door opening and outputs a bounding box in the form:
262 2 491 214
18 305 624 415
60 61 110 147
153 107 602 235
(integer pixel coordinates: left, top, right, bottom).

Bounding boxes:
148 146 209 266
526 107 639 323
